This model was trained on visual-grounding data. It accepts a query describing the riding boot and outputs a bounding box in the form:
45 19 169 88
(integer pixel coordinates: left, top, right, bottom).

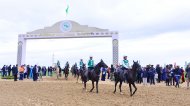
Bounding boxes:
88 71 91 80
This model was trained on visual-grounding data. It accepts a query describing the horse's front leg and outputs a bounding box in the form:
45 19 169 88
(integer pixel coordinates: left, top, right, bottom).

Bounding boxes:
96 81 99 93
113 81 118 93
90 81 94 92
119 81 123 94
76 76 78 83
76 75 79 83
132 83 137 96
83 81 87 92
129 83 132 96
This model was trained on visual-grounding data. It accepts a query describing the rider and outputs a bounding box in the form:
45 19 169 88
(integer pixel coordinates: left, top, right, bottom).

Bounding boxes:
87 56 94 80
121 56 130 81
122 56 130 70
74 62 78 68
88 56 94 71
79 59 84 70
65 61 70 69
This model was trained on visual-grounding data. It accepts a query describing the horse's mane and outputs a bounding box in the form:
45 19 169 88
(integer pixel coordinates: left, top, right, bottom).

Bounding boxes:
94 63 101 75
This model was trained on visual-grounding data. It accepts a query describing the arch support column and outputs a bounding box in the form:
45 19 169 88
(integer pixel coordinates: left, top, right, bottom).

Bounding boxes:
17 35 26 66
112 35 119 67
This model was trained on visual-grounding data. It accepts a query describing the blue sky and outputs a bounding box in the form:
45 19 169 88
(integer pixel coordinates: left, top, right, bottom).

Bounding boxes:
0 0 190 67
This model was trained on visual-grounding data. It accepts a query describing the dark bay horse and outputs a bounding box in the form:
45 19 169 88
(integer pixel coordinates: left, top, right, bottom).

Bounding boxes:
63 64 69 80
113 61 140 96
71 64 81 83
81 60 108 93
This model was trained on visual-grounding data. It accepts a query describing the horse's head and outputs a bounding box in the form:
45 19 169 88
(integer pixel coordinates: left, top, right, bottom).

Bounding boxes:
82 64 86 69
94 59 108 75
132 60 141 71
99 59 108 68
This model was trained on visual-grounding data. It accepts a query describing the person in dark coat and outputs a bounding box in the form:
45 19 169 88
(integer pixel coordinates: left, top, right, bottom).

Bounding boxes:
48 67 50 76
173 66 181 88
156 64 161 83
110 64 115 81
44 67 47 76
32 65 38 81
27 65 30 79
137 68 143 84
12 65 18 81
146 65 150 83
42 66 46 76
8 65 12 76
107 67 110 79
186 65 190 89
149 65 155 85
165 65 170 86
1 65 6 77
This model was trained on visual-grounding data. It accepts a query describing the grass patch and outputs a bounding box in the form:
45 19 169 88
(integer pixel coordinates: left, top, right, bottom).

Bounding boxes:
1 76 14 79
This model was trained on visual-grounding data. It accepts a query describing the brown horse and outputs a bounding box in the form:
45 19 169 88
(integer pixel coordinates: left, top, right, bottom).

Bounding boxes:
113 61 140 96
81 60 108 93
63 64 69 80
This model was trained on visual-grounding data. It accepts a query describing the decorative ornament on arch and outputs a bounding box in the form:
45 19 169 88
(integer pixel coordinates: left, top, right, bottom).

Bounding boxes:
60 20 72 32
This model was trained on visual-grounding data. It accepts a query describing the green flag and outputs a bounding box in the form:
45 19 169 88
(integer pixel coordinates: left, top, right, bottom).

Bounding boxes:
65 5 69 15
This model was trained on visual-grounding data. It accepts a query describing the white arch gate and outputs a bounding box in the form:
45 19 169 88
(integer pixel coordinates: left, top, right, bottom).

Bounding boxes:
17 20 119 66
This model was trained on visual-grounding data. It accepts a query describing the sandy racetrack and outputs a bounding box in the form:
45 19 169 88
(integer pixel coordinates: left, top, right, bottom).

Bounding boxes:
0 76 190 106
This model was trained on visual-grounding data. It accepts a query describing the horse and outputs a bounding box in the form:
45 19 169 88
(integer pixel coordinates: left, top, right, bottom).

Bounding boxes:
81 60 108 93
75 66 81 83
71 64 81 83
71 64 78 78
113 61 140 96
63 64 69 80
71 65 75 76
55 66 62 80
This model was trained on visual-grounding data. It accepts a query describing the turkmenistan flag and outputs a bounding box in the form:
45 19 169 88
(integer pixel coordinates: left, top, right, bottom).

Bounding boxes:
65 5 69 15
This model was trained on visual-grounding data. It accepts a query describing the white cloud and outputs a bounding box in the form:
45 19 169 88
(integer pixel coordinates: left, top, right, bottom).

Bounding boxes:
120 30 190 67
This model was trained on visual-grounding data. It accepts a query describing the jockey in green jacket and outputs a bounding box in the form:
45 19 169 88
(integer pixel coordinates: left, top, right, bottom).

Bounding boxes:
88 56 94 71
79 59 84 70
85 56 95 80
65 61 69 69
122 56 130 70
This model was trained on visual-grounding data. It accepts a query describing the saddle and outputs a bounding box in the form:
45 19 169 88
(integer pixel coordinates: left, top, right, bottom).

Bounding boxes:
117 68 129 81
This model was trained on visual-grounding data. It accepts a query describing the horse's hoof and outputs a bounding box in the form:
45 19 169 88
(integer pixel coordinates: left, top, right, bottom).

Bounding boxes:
120 92 124 95
83 88 87 92
113 91 116 94
96 91 98 93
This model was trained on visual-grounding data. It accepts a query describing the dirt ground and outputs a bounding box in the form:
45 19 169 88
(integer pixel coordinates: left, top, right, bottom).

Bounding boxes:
0 76 190 106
